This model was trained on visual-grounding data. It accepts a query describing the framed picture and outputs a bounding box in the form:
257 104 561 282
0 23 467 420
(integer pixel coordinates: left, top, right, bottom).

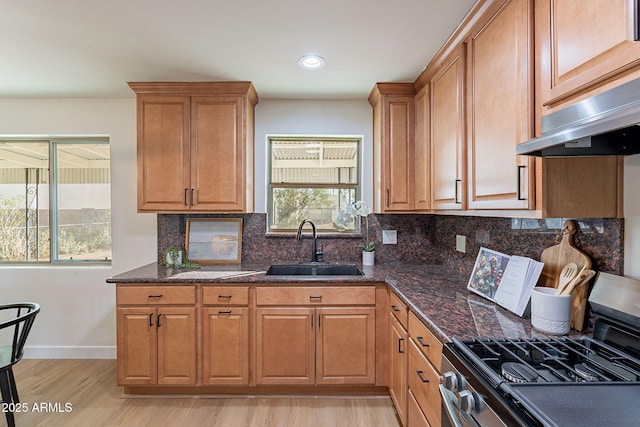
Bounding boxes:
186 218 243 264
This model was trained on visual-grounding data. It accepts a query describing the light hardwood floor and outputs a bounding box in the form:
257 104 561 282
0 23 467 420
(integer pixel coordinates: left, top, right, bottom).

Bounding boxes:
9 360 401 427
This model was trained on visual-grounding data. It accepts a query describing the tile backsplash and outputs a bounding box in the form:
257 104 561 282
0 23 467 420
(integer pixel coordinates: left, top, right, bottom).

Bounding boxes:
157 213 623 275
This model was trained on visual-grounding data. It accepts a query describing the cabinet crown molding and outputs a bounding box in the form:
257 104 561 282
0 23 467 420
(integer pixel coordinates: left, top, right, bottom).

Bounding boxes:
128 81 259 105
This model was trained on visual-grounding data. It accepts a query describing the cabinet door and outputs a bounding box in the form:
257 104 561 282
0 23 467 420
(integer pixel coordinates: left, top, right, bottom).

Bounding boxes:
431 47 465 210
538 0 640 108
157 307 197 385
116 307 157 385
414 86 430 211
383 96 415 211
389 313 408 426
467 0 534 210
191 96 246 211
256 307 315 385
316 307 376 385
136 95 191 212
202 307 249 385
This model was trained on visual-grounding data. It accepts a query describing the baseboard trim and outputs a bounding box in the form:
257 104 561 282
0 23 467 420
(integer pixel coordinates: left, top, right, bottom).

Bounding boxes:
24 346 116 359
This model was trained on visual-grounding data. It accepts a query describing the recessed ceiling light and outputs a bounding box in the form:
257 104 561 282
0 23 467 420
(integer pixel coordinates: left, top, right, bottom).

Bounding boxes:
298 55 326 70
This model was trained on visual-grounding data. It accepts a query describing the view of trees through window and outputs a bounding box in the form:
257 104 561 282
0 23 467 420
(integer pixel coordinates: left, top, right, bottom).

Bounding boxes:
0 139 111 263
268 137 361 232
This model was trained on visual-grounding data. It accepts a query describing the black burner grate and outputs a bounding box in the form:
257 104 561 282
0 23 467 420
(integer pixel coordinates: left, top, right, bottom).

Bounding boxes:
457 337 640 384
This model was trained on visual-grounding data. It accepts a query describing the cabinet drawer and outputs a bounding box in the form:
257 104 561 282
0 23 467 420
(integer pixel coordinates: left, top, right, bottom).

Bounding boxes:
117 285 196 305
203 286 249 306
408 312 443 371
407 389 431 427
390 291 408 329
256 286 376 306
408 339 441 427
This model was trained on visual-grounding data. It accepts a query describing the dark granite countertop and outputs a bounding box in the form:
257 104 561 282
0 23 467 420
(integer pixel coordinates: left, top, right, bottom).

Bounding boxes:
108 262 588 344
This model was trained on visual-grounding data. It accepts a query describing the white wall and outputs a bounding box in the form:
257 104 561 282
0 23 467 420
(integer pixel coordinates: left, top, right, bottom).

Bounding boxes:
0 98 157 358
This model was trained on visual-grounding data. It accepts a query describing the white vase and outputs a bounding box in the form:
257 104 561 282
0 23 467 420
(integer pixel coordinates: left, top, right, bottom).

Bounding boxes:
362 251 375 266
165 250 183 266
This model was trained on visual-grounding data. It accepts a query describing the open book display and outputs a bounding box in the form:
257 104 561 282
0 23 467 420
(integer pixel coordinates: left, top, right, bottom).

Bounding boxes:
467 247 544 317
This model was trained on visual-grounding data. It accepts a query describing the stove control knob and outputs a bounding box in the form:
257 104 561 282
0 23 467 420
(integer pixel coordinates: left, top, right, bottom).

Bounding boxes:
441 371 466 392
458 390 484 414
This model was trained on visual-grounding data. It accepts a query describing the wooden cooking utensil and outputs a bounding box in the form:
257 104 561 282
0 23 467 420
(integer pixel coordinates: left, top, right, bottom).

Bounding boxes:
555 263 578 295
560 269 596 296
539 220 592 330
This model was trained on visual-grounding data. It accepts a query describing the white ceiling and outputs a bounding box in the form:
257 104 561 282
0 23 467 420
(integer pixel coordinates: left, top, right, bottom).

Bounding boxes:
1 0 476 99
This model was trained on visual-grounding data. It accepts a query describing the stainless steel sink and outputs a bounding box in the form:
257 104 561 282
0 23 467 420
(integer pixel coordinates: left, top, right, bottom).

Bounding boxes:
266 264 364 276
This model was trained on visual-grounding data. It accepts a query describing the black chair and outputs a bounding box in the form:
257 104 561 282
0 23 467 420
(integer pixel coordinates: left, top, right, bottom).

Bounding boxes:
0 303 40 427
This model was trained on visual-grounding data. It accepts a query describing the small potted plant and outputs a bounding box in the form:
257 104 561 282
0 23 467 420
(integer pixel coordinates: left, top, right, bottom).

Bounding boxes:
163 246 183 266
345 201 375 265
162 246 201 269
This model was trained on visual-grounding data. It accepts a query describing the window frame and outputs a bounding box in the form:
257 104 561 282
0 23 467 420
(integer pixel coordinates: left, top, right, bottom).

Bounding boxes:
0 136 112 266
266 134 363 234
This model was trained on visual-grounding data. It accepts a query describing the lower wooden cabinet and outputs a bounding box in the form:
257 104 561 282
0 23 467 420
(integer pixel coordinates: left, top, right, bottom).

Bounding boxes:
408 339 441 426
202 286 250 385
406 312 443 427
256 307 316 385
117 306 197 385
116 285 197 386
115 282 383 393
202 307 249 385
389 313 408 425
255 306 376 385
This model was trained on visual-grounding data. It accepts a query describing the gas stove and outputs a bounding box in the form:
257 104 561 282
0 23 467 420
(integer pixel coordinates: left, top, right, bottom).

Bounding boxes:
441 272 640 427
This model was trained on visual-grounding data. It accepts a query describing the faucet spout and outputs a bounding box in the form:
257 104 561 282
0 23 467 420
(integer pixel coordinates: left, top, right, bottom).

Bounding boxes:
296 219 322 263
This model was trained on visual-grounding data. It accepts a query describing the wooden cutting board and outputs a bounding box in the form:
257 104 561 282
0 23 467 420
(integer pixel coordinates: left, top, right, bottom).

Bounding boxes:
539 220 592 331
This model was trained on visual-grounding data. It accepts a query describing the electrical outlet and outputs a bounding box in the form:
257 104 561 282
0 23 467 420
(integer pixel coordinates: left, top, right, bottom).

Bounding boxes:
382 230 397 244
456 235 466 253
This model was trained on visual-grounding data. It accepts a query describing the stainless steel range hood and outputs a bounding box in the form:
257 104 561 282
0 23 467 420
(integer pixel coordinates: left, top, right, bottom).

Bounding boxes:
517 78 640 157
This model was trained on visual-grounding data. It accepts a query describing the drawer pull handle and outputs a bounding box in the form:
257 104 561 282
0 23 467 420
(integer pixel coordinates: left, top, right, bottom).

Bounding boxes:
416 370 429 383
391 305 400 312
398 337 405 354
147 294 163 298
218 295 232 299
310 296 322 301
218 310 232 315
417 336 430 347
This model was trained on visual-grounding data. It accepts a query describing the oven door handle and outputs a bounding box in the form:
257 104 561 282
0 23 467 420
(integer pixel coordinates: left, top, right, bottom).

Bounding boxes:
439 384 480 427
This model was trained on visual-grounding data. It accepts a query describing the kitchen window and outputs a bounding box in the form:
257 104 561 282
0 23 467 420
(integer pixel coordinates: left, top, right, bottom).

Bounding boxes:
267 136 361 233
0 138 111 264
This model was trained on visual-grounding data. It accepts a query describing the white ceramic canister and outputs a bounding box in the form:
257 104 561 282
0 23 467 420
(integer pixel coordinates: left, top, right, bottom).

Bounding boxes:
530 287 571 335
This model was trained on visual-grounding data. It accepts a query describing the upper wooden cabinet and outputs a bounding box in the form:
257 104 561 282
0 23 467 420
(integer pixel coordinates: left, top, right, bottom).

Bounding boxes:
369 83 428 213
537 0 640 112
430 46 466 211
129 82 258 213
466 0 534 210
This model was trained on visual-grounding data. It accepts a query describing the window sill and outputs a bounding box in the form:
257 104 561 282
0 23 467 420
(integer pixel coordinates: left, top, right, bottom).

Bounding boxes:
265 232 363 239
